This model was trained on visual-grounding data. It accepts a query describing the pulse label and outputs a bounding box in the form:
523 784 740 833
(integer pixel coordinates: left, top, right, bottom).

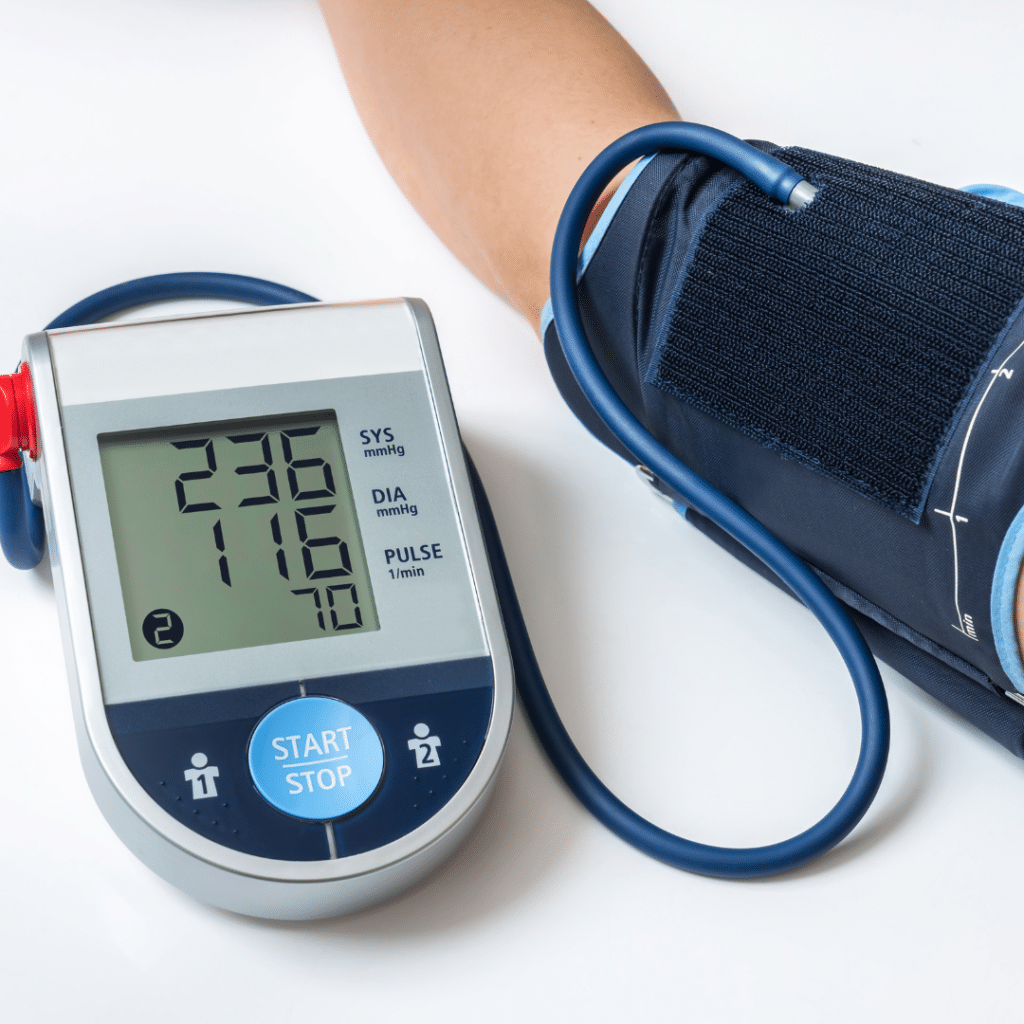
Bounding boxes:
384 543 442 580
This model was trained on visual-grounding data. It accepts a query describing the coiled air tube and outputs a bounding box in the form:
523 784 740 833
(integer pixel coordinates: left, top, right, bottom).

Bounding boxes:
542 122 890 876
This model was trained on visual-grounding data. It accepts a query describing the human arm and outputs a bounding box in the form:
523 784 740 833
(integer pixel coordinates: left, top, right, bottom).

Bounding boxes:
318 0 1024 751
315 0 679 330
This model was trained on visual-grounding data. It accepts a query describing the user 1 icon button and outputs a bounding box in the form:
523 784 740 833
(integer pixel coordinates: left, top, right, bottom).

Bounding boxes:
248 696 384 821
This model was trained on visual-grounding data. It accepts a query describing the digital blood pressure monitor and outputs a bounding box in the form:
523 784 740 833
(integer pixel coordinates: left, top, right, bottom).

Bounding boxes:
24 298 513 919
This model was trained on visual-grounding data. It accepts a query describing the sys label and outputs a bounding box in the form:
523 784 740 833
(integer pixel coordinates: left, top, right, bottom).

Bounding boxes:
360 427 405 459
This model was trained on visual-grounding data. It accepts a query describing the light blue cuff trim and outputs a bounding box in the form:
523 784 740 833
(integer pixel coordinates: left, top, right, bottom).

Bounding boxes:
992 505 1024 692
969 181 1024 690
961 183 1024 209
540 153 656 339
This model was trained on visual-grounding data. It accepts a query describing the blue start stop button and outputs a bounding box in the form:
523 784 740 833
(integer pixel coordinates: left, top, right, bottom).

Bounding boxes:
248 696 384 821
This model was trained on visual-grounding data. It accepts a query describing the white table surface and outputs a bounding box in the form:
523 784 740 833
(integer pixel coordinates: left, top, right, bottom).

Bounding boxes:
3 2 1023 1020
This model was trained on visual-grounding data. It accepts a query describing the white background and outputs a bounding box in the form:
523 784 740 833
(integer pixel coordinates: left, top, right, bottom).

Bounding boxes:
2 1 1023 1020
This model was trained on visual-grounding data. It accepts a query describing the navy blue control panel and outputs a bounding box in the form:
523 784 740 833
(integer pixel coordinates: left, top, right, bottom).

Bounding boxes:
106 657 493 861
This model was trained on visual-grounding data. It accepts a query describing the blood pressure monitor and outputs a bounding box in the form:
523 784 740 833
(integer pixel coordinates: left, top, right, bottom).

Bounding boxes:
24 298 513 919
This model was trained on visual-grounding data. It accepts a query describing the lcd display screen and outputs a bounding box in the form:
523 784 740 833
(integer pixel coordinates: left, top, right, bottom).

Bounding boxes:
99 411 379 661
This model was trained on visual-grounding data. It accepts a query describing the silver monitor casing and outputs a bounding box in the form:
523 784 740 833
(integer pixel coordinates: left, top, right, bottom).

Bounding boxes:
24 298 514 919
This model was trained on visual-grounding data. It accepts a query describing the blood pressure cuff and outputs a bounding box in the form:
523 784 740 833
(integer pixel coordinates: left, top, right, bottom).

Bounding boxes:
542 145 1024 758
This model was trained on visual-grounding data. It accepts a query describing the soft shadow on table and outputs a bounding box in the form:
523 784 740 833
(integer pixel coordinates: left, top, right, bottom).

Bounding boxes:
752 663 1019 883
248 436 603 939
772 675 933 881
30 541 53 588
216 433 971 924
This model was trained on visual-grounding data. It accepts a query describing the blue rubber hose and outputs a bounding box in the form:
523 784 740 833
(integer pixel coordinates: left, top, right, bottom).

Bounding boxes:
1 273 317 571
543 121 890 876
0 465 44 569
44 272 316 330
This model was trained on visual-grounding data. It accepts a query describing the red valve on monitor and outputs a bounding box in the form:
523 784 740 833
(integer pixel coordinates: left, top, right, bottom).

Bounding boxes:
0 364 38 471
